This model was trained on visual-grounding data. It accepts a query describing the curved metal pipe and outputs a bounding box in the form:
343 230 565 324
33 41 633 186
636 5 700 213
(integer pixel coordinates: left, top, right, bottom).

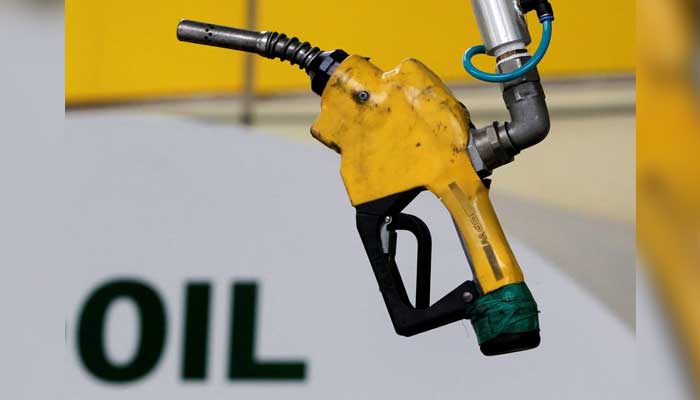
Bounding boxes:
503 79 550 150
467 58 550 177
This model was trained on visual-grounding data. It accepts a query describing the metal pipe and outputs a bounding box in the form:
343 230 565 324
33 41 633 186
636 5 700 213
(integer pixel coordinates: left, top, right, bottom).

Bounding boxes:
503 80 550 150
241 0 257 126
467 57 550 177
470 0 531 57
177 20 322 71
177 20 264 53
463 0 553 177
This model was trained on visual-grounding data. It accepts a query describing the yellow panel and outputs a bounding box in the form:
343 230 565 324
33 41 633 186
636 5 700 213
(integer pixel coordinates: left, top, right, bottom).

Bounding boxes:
637 0 699 393
65 0 246 105
255 0 635 93
66 0 635 103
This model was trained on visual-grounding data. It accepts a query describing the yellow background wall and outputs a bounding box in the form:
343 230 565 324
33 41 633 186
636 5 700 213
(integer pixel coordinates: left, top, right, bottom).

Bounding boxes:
66 0 635 105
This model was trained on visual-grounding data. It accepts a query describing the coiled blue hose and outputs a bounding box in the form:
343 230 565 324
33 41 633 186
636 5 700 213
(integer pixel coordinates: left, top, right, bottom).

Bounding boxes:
463 16 554 83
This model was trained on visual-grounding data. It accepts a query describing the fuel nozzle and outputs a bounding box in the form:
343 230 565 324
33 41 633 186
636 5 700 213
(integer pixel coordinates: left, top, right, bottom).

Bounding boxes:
177 20 348 95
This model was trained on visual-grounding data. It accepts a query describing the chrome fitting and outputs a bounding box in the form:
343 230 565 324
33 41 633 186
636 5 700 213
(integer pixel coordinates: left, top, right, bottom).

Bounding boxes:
468 123 518 177
470 0 531 57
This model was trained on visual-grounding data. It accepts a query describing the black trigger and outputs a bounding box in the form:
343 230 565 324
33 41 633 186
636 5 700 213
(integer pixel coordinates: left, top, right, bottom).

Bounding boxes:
391 213 432 309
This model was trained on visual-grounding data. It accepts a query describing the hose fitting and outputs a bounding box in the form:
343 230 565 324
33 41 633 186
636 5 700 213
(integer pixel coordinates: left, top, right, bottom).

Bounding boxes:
463 0 554 83
465 0 553 176
519 0 554 19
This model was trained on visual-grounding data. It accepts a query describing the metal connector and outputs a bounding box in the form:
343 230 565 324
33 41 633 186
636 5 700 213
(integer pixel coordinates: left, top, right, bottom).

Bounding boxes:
471 0 531 57
468 54 550 176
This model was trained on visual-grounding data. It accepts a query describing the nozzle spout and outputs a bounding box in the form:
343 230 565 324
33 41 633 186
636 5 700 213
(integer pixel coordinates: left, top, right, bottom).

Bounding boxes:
177 19 348 95
177 19 324 70
177 20 266 54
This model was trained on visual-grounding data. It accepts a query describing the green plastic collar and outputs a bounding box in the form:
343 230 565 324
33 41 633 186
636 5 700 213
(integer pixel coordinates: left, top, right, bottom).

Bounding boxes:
466 282 540 344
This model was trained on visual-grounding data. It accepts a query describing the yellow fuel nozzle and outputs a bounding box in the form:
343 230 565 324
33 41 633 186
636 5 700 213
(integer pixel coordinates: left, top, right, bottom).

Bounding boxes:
177 20 542 356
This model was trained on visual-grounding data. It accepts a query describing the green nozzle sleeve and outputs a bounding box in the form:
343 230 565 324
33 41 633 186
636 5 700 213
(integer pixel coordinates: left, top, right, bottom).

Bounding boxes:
467 282 540 346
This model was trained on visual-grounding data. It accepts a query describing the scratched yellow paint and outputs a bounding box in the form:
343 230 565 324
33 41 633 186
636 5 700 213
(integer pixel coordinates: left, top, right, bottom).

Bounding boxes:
65 0 635 104
311 56 523 292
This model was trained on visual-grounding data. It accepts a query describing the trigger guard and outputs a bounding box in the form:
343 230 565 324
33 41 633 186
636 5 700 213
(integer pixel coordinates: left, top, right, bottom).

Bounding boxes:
355 188 479 336
389 213 432 247
388 213 432 309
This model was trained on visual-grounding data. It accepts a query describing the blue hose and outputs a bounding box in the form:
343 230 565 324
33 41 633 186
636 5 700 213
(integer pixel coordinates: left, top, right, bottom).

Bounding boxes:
463 16 553 83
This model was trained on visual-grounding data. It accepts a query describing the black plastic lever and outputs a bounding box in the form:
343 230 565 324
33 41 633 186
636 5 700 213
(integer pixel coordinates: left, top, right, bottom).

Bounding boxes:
388 213 432 309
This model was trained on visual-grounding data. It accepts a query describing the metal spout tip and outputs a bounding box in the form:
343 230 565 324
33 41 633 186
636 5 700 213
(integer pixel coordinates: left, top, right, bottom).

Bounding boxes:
176 19 190 41
175 19 263 53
